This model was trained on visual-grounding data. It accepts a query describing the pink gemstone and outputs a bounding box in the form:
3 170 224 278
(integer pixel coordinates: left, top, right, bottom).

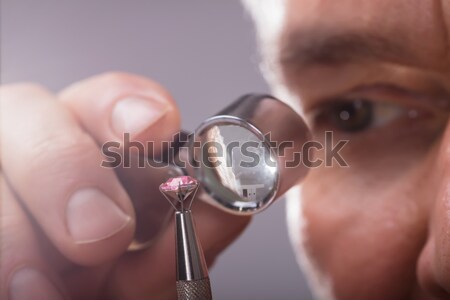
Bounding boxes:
160 176 198 192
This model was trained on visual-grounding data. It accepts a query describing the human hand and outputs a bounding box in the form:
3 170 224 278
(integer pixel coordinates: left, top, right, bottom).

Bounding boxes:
0 72 251 300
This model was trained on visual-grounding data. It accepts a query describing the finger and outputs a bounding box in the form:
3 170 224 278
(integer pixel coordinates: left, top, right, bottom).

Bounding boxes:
1 175 68 300
0 84 135 266
59 72 180 155
106 201 251 299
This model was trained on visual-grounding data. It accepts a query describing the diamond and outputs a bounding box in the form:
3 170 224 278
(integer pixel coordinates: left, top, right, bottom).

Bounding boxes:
160 176 198 192
160 176 199 211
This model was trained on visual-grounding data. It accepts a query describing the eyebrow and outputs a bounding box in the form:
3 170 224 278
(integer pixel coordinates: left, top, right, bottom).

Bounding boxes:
279 30 409 69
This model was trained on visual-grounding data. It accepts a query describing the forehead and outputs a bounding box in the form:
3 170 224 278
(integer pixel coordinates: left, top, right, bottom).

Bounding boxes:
279 0 450 69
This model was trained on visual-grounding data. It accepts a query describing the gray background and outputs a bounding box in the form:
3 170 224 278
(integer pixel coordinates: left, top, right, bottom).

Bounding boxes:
1 1 312 299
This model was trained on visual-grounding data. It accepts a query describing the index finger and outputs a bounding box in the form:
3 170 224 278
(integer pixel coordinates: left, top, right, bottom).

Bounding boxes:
59 72 181 155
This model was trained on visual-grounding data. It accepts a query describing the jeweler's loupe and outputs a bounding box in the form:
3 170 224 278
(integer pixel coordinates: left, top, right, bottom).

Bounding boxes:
117 94 311 250
186 94 310 214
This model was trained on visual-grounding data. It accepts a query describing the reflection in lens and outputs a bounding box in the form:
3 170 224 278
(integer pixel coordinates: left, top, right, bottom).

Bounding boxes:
206 125 241 193
194 121 278 213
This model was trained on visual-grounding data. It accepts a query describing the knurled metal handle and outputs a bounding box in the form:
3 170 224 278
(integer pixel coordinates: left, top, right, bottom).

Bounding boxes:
176 278 212 300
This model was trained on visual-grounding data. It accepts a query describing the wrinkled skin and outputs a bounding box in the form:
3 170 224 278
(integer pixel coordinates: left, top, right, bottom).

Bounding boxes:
259 0 450 299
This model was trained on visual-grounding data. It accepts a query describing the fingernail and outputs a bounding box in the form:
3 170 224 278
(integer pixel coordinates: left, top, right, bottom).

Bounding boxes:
112 96 168 137
67 188 131 243
9 268 64 300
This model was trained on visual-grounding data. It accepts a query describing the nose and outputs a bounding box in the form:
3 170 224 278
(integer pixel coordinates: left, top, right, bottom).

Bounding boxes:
416 121 450 298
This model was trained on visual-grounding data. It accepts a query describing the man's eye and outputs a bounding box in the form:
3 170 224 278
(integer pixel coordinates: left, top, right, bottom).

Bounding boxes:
312 99 403 132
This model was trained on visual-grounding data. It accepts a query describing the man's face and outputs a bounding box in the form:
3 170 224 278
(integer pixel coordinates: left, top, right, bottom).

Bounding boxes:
254 0 450 299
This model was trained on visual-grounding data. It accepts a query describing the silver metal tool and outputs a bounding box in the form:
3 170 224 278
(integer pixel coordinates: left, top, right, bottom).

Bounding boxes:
160 176 212 300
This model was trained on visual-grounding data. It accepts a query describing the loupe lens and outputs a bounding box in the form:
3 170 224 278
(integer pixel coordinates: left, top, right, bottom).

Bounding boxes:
191 117 278 213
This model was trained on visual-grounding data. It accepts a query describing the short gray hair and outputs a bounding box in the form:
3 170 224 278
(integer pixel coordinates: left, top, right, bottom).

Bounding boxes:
242 0 287 44
242 0 302 113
